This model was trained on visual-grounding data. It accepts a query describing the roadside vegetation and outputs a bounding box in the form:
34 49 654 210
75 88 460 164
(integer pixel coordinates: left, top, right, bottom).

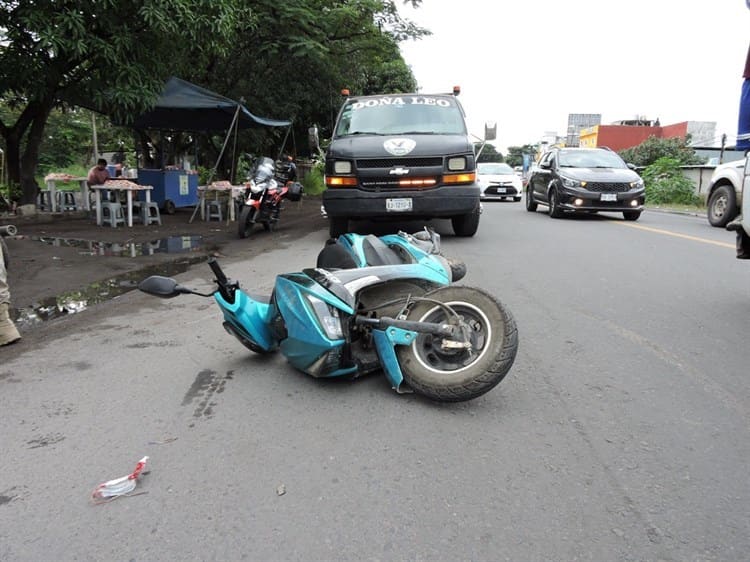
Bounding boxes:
620 136 705 210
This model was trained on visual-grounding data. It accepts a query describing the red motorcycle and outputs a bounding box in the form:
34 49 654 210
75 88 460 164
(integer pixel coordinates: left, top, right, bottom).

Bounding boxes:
237 156 302 238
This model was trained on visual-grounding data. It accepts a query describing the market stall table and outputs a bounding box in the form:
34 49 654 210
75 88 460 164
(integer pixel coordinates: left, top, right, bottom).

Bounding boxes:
43 173 91 212
90 180 154 227
192 181 245 223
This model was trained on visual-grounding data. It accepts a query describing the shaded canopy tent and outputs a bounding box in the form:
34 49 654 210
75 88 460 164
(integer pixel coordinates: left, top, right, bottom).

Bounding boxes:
128 76 292 218
132 76 291 132
132 76 292 177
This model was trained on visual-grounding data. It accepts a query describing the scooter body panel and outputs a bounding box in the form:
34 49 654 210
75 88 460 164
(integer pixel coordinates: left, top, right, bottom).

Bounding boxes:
214 290 276 351
273 274 353 376
337 232 451 281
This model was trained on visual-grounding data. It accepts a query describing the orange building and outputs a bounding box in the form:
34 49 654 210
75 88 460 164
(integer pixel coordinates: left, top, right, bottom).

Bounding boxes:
579 122 690 151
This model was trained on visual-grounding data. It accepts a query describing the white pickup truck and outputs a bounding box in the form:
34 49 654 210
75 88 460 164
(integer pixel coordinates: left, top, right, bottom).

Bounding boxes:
727 157 750 258
707 157 746 227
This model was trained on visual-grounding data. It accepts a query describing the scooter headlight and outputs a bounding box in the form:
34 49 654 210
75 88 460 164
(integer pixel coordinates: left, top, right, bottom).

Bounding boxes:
306 295 343 340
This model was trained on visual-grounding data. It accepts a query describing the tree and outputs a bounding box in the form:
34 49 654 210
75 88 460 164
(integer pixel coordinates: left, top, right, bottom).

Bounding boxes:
505 144 538 168
618 135 704 167
0 0 244 204
0 1 428 202
193 0 427 156
474 142 504 163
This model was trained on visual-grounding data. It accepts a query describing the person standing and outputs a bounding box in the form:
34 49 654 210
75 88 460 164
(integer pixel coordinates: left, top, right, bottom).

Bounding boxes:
0 237 21 346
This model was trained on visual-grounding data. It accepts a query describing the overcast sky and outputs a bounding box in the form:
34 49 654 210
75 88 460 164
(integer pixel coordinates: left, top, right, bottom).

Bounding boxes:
397 0 749 154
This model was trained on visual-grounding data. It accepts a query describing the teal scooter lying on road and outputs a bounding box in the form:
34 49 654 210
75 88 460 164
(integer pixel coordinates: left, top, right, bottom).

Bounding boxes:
139 230 518 402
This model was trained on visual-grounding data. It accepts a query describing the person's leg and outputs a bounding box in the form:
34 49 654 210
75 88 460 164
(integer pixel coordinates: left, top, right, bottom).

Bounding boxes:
736 228 750 260
0 240 21 345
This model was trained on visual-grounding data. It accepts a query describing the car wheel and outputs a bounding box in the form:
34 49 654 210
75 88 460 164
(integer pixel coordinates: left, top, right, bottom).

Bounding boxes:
548 188 563 218
525 188 538 212
707 185 737 227
623 210 641 221
452 205 480 237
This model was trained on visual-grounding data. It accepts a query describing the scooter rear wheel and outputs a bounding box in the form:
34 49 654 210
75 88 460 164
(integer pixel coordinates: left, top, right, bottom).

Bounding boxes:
238 206 258 239
395 286 518 402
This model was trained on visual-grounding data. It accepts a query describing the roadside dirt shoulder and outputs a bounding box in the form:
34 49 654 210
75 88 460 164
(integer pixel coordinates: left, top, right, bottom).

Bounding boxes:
1 196 325 332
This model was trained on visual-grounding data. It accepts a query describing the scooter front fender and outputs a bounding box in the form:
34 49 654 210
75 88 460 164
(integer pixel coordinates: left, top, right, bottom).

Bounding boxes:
372 327 417 394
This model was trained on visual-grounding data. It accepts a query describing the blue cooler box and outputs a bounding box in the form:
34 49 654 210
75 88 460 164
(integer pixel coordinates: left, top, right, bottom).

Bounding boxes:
137 169 199 214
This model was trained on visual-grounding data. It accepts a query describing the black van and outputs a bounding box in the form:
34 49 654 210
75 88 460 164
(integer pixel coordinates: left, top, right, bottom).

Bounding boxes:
321 89 494 237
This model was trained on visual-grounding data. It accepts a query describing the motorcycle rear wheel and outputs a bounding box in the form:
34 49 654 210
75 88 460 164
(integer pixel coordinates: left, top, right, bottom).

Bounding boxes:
395 286 518 402
238 206 258 238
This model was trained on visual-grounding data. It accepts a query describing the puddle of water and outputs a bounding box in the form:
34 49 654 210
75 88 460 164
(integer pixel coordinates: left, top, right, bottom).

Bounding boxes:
31 235 208 257
11 257 207 328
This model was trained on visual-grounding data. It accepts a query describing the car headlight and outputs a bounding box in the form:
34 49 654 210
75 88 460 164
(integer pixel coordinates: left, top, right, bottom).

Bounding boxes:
333 160 352 174
630 179 644 189
560 175 585 188
306 295 343 340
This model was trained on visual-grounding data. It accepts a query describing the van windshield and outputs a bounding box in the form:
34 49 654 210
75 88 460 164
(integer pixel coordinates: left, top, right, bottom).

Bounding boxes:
335 95 466 137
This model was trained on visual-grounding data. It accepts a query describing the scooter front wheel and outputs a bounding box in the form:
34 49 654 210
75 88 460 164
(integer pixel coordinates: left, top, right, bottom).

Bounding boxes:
238 206 258 239
395 286 518 402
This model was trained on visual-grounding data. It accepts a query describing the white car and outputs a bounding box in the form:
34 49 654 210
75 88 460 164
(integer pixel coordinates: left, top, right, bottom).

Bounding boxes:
477 162 523 201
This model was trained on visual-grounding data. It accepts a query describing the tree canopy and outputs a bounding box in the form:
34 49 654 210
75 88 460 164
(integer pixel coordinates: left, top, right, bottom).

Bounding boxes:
0 0 427 203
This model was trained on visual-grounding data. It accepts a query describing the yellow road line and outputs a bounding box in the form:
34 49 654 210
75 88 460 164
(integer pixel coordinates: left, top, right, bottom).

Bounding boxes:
615 222 736 249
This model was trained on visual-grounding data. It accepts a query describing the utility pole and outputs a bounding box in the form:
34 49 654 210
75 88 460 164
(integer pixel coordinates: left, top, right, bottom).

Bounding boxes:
719 133 727 164
91 113 99 163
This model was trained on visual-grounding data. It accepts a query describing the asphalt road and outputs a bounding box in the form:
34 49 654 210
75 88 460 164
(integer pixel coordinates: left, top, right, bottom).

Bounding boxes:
1 202 748 561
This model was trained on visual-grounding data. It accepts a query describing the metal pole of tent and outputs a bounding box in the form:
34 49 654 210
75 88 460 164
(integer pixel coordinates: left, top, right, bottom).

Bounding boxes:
275 124 292 163
189 104 242 223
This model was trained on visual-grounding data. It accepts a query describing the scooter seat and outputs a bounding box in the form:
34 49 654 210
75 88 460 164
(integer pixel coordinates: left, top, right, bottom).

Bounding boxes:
361 235 403 266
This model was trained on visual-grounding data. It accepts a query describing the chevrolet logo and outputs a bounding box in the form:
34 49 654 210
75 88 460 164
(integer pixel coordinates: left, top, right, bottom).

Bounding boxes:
389 167 410 176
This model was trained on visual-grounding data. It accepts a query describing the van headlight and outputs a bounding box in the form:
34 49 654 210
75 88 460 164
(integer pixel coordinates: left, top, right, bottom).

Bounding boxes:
306 295 343 340
447 157 466 171
333 160 352 174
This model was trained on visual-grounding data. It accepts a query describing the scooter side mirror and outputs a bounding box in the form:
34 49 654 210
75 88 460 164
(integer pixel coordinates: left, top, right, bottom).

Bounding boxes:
138 275 192 298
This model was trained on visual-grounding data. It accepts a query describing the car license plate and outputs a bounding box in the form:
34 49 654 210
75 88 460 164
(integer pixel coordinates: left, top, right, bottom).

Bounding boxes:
386 198 412 212
600 193 617 202
497 188 507 193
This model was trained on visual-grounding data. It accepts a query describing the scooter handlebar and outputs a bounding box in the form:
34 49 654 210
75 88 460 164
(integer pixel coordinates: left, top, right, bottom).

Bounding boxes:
0 224 17 237
208 258 229 286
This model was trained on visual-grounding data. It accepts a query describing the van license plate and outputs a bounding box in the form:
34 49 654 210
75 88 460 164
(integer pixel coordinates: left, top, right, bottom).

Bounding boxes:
386 198 412 212
600 193 617 201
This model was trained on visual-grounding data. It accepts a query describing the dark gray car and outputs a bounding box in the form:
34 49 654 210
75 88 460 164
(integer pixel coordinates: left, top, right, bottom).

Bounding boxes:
525 147 645 221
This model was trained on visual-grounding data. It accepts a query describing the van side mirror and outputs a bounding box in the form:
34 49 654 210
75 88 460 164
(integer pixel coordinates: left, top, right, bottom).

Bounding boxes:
308 126 320 152
484 121 497 141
